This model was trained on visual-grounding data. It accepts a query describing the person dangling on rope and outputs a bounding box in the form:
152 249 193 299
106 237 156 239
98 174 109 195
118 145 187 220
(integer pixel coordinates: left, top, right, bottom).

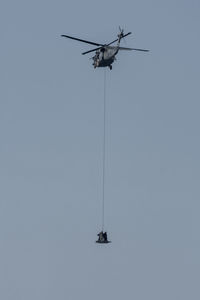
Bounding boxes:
97 231 104 242
96 231 110 243
103 232 107 241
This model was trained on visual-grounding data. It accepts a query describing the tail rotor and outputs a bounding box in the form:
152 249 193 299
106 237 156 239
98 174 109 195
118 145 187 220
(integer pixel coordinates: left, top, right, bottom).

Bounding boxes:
118 26 124 40
118 26 131 44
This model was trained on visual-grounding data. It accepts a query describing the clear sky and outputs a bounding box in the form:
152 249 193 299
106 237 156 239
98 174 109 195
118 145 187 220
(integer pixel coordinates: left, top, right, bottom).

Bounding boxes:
1 0 200 299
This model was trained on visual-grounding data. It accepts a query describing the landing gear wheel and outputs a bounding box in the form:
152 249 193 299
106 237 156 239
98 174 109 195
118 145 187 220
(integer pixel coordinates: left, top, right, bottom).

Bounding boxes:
109 65 112 70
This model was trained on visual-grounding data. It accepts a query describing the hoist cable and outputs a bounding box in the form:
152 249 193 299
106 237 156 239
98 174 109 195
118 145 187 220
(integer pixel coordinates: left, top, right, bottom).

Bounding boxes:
102 68 106 232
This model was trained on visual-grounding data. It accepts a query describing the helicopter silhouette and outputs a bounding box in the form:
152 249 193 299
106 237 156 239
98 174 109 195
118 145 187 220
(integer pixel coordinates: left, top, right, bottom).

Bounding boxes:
61 27 149 70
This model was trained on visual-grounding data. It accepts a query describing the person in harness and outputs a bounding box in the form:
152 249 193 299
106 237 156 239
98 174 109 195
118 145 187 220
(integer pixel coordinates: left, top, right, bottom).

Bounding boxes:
96 231 111 243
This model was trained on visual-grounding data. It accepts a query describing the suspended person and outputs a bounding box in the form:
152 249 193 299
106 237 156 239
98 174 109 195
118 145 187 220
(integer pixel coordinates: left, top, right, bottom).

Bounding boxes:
96 231 110 243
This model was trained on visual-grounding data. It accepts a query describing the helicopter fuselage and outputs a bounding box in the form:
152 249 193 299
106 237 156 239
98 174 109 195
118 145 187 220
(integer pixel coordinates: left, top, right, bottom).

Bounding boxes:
93 47 119 69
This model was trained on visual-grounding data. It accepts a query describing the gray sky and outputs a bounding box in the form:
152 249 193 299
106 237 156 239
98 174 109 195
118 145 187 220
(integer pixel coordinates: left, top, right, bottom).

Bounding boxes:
1 0 200 299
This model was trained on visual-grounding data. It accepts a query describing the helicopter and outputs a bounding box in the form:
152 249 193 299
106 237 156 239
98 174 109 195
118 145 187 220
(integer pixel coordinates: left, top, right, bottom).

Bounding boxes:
61 28 149 70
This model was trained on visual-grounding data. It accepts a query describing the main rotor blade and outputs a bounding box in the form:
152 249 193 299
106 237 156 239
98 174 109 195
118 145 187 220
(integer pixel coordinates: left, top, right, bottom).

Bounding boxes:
122 32 132 38
61 34 103 47
82 46 103 55
107 38 118 46
107 32 132 46
118 46 149 52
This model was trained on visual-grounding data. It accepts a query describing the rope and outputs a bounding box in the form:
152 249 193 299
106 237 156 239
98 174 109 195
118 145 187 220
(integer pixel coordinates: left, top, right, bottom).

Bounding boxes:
102 68 106 232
